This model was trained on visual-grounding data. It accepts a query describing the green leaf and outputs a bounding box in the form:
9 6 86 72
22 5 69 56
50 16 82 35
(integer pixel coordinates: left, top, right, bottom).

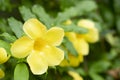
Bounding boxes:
32 5 53 29
62 37 78 56
0 19 12 33
0 0 13 11
8 17 24 38
59 0 77 10
74 68 86 76
89 72 104 80
0 40 11 54
116 15 120 35
55 0 97 24
100 6 114 28
19 6 37 21
14 63 29 80
90 60 111 73
103 49 118 60
114 0 120 13
58 23 88 34
58 45 69 61
0 32 16 42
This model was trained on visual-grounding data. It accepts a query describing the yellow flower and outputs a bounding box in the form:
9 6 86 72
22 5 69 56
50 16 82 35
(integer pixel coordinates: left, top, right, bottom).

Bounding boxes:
60 20 90 67
63 19 72 25
11 18 64 75
60 53 83 67
60 32 88 67
77 19 99 43
66 32 89 56
0 48 10 64
0 68 5 79
68 71 83 80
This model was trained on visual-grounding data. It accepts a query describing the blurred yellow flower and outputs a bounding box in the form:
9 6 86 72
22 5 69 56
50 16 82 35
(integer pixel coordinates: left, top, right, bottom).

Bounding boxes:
60 32 88 67
60 19 99 67
11 18 64 75
60 53 83 67
68 71 83 80
66 32 89 56
0 68 5 79
63 19 72 25
77 19 99 43
0 48 10 64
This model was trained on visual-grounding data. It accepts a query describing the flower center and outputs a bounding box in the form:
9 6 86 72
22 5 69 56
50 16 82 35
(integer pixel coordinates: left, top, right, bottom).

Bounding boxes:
34 38 48 51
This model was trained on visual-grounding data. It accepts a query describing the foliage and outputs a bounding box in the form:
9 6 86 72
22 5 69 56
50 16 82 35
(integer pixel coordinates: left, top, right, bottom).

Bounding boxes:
0 0 120 80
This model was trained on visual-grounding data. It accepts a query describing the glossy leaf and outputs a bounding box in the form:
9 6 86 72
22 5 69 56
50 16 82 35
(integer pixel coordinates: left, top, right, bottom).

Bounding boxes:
0 32 16 42
32 5 53 29
55 0 97 24
58 23 88 34
90 60 111 73
14 63 29 80
0 40 11 54
63 37 78 56
8 17 24 38
19 6 37 21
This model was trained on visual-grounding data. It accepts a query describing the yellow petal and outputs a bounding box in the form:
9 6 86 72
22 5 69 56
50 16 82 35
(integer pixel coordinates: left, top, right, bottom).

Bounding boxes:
77 19 99 43
43 27 64 46
60 59 70 67
77 19 95 29
68 71 83 80
33 38 48 51
27 51 48 75
60 54 83 67
66 32 89 55
41 45 64 66
0 48 10 64
0 69 5 79
64 19 72 25
75 38 89 56
11 36 34 58
69 54 83 67
23 18 47 39
65 32 77 42
79 28 99 43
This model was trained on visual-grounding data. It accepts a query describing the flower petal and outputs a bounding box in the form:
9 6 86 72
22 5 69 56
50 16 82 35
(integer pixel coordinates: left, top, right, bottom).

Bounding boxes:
64 19 72 25
11 36 34 58
68 71 83 80
77 19 95 29
0 48 10 64
68 54 83 67
23 18 47 39
60 54 83 67
65 32 77 42
75 38 89 56
43 27 64 46
27 51 48 75
41 45 64 66
77 19 99 43
81 28 99 43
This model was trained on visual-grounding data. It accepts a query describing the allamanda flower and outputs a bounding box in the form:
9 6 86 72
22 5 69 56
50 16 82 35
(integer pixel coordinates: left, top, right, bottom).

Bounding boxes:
60 32 87 67
0 47 10 64
77 19 99 43
66 32 89 56
65 19 99 56
60 53 83 67
11 18 64 75
0 47 10 79
60 19 99 67
60 20 89 67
